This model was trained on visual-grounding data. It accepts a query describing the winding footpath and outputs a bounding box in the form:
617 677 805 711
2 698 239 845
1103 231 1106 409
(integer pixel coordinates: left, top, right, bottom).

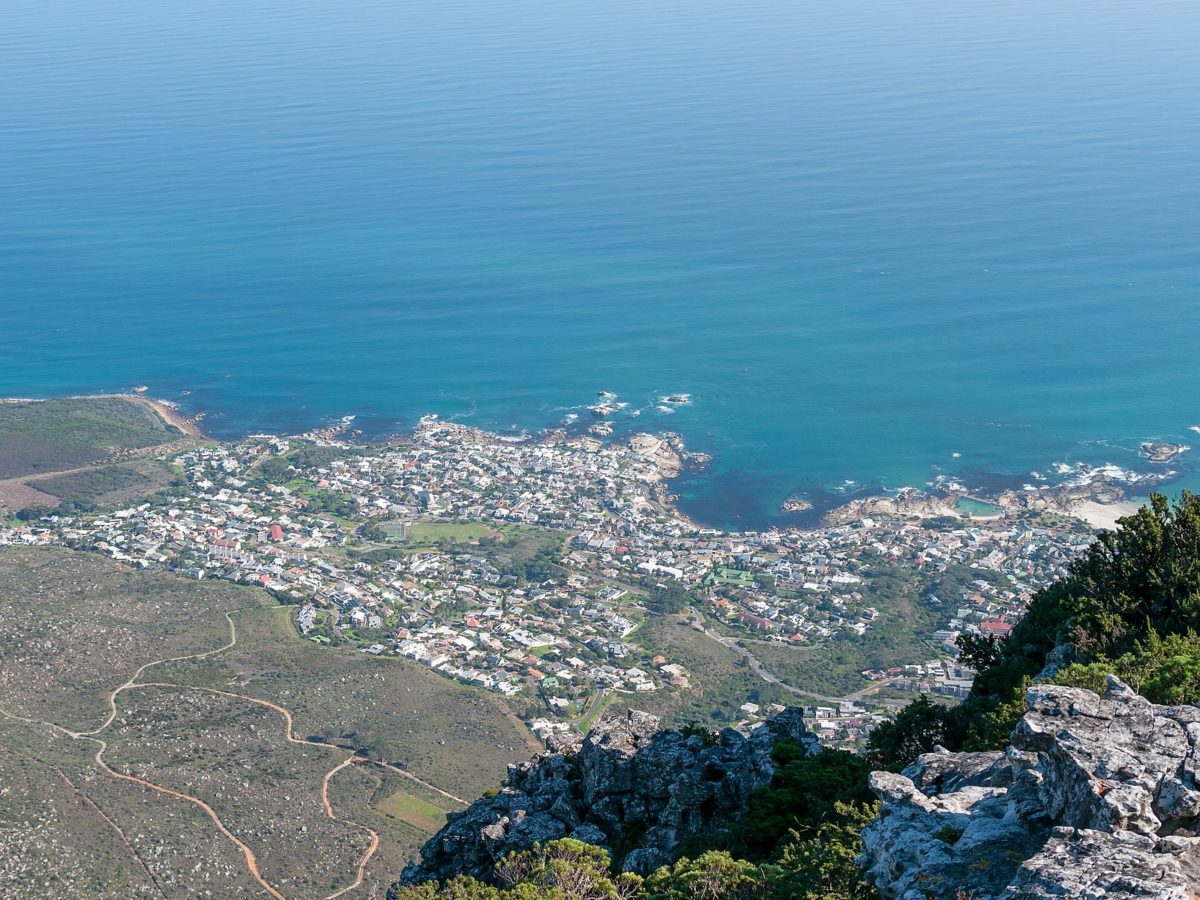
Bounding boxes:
0 608 410 900
685 606 884 704
8 747 165 897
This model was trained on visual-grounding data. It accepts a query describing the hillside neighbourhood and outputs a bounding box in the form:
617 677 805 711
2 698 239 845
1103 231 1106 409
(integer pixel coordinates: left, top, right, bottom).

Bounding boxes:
0 420 1094 749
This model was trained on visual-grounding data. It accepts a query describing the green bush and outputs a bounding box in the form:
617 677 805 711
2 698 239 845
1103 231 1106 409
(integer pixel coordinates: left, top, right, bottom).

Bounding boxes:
1053 630 1200 705
735 742 871 860
761 802 879 900
645 851 764 900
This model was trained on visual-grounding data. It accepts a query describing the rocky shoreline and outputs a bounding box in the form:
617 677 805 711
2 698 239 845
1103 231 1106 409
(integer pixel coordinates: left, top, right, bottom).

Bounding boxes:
819 469 1173 531
41 393 1186 533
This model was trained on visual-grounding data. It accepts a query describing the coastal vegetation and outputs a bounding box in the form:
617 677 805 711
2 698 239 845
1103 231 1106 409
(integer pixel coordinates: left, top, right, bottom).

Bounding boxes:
0 398 178 480
18 459 181 513
0 398 192 518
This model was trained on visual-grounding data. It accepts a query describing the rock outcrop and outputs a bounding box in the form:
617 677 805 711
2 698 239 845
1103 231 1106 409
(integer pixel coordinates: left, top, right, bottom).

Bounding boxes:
397 707 818 886
859 676 1200 899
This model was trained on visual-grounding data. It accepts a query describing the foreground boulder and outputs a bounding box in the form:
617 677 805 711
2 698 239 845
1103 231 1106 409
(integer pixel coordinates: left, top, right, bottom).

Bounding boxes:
397 707 818 886
859 676 1200 899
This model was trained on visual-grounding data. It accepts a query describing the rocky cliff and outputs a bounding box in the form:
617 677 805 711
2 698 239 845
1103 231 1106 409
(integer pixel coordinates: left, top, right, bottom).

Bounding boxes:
397 707 819 886
859 676 1200 899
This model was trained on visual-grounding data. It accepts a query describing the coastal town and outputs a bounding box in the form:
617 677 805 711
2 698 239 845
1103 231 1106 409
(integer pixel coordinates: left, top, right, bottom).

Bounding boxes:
0 415 1102 749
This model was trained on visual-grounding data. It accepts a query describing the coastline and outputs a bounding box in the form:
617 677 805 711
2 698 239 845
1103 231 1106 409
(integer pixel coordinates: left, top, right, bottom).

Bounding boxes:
0 393 1172 533
114 394 206 438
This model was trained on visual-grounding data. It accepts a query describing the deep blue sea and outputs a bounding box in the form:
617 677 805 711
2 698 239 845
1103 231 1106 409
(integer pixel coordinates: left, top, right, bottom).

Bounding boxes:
2 0 1199 528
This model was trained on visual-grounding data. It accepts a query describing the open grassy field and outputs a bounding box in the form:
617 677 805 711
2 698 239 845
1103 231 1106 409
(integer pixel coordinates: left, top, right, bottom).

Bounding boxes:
373 520 563 562
393 521 499 543
375 788 447 834
0 398 179 480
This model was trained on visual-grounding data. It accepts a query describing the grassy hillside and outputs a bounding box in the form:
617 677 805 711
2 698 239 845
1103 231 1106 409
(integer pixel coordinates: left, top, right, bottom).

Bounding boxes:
28 459 178 509
0 547 541 898
156 604 540 800
0 398 179 480
0 728 260 899
622 614 792 727
0 548 261 731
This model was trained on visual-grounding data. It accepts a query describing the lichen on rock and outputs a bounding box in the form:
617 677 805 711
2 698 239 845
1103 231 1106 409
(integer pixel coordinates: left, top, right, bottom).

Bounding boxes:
859 676 1200 899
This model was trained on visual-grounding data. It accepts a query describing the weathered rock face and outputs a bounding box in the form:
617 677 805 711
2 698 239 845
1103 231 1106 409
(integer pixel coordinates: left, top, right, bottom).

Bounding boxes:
859 676 1200 900
397 707 818 886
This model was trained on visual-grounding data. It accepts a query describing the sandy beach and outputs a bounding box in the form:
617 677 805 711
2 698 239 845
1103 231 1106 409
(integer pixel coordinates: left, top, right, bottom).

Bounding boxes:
117 395 205 437
1068 499 1140 531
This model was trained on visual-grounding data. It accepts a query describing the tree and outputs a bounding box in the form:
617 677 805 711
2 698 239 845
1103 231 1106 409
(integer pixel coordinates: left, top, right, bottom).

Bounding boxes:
865 695 959 771
645 851 764 900
735 742 871 859
360 522 389 542
653 582 688 615
496 839 643 900
1053 630 1200 706
390 876 500 899
763 802 879 900
257 456 294 484
955 632 1001 671
391 842 640 900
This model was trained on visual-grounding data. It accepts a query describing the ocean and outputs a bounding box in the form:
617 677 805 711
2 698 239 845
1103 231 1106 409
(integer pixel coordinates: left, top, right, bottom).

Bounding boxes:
2 0 1198 529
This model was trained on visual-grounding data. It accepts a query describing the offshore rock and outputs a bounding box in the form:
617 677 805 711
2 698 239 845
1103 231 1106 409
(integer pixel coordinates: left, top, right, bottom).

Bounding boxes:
396 707 818 886
859 676 1200 899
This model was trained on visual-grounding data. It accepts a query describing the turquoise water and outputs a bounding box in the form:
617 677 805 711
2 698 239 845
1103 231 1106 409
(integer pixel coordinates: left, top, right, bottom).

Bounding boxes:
2 0 1199 528
954 498 1004 520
